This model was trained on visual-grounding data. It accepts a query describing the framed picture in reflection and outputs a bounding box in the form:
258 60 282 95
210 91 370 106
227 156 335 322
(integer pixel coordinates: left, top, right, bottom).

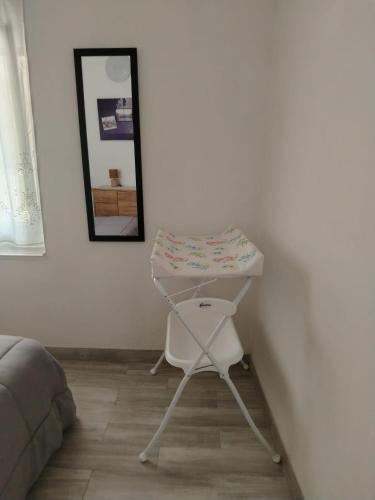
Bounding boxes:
97 98 133 140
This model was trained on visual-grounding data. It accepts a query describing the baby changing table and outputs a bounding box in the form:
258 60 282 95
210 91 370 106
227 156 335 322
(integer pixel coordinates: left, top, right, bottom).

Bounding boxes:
139 227 281 464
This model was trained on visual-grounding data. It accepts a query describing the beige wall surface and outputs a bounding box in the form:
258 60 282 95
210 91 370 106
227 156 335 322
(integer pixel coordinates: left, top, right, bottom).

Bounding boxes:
0 0 273 349
253 1 375 499
2 2 374 497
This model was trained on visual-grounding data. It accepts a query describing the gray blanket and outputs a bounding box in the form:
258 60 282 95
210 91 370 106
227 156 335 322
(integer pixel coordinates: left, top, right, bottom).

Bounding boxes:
0 336 76 500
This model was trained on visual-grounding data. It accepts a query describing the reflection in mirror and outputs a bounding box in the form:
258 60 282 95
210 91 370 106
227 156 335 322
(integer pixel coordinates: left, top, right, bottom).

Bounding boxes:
74 49 144 241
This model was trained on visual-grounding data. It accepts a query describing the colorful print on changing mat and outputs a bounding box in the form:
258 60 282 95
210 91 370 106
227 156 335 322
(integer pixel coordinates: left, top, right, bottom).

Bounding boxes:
167 245 180 253
238 250 256 262
206 240 226 246
164 251 187 262
185 244 203 251
223 263 236 270
237 238 249 247
212 246 225 255
169 261 179 270
190 251 207 258
187 261 209 270
213 255 235 263
227 234 242 244
166 235 185 245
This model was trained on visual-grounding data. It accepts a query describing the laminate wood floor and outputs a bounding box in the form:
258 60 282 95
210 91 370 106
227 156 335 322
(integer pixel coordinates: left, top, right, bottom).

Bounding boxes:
28 360 292 500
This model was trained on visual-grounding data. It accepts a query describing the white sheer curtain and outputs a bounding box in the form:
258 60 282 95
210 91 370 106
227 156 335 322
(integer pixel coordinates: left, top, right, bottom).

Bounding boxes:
0 0 45 255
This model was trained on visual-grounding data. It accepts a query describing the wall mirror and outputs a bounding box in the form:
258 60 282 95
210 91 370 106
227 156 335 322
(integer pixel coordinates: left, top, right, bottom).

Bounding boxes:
74 48 144 241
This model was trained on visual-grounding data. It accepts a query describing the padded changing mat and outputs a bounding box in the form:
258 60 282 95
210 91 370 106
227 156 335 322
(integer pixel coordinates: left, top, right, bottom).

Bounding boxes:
151 227 264 278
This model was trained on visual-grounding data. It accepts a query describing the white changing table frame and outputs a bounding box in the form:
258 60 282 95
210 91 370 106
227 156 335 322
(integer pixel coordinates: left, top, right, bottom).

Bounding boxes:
139 275 281 464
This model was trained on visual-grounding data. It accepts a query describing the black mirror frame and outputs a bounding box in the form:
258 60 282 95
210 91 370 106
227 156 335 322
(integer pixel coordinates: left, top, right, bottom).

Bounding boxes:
74 48 145 241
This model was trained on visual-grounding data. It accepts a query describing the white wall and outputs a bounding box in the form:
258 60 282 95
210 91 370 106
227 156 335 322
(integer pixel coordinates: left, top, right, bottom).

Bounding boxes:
2 2 374 496
0 0 273 350
82 56 136 188
253 1 375 499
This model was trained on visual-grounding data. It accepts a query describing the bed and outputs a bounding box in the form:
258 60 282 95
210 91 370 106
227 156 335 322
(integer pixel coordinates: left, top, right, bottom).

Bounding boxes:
0 335 76 500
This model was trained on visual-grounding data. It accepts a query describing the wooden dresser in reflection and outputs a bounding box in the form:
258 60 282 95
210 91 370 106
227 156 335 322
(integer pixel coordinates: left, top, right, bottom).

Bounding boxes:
92 186 137 217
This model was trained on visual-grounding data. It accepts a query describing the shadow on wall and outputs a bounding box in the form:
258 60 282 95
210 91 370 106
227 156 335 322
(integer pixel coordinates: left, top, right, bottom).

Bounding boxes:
252 233 339 484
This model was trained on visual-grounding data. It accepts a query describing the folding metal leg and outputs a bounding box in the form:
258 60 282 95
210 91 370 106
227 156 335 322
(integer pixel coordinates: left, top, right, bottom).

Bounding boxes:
139 370 191 462
150 351 165 375
222 372 281 463
140 277 281 464
140 283 230 462
241 359 249 370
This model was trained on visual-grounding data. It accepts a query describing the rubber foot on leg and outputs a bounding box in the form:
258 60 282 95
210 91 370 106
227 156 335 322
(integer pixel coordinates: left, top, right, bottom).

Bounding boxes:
139 452 148 463
272 454 282 464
